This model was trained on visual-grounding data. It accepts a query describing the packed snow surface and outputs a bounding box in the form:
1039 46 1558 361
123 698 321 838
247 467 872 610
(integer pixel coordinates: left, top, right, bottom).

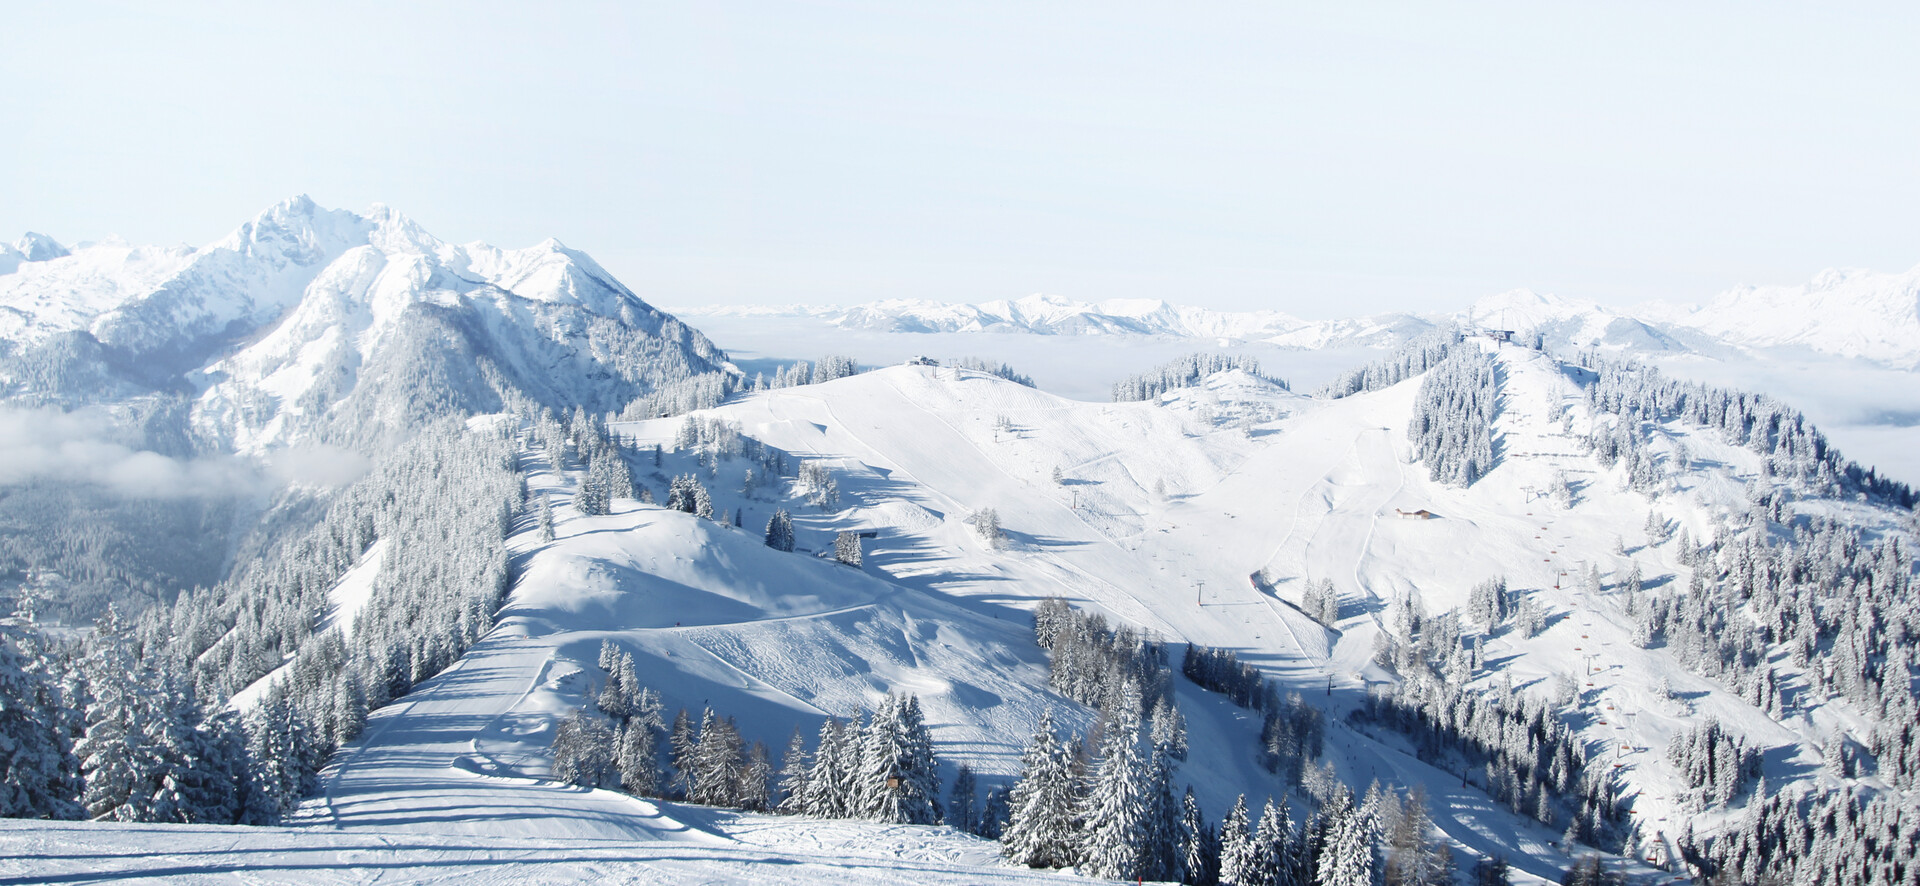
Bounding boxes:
0 819 1060 885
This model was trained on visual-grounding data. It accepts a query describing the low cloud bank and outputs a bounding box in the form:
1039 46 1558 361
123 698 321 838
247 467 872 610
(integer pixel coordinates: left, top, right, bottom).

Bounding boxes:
0 406 368 498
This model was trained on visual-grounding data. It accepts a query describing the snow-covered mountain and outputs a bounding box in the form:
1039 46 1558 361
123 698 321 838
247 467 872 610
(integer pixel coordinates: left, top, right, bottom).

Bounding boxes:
1640 264 1920 369
0 232 72 276
679 294 1436 349
0 197 734 449
1463 288 1692 355
684 263 1920 371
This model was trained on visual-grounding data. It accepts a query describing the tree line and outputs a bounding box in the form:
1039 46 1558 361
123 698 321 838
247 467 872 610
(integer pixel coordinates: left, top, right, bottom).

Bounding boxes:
1316 326 1463 399
1111 353 1287 403
1408 347 1499 487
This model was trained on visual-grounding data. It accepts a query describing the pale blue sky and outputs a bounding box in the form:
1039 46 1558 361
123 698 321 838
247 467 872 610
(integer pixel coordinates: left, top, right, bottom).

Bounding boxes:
4 2 1916 317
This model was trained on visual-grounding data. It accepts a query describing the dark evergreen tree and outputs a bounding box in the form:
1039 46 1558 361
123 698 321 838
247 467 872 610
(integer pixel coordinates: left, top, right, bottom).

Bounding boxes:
550 708 617 789
947 763 978 834
776 726 810 814
764 509 796 552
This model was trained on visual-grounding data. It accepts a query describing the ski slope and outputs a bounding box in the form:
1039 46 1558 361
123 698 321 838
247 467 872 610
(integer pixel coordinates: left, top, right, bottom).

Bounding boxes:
0 819 1055 885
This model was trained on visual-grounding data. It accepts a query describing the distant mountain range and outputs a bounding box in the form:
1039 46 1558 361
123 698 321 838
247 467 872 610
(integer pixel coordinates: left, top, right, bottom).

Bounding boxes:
677 266 1920 370
0 196 732 452
4 197 1914 457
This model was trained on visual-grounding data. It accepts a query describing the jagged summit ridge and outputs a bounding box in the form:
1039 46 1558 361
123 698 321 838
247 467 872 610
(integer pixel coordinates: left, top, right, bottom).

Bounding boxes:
0 197 734 450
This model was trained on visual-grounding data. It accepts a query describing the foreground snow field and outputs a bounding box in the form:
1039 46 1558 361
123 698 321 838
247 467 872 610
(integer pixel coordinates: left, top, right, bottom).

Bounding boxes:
0 818 1059 885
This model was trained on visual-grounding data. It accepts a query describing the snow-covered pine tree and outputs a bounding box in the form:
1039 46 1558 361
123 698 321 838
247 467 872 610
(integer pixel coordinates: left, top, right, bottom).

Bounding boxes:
1001 709 1080 869
668 708 696 798
950 356 1035 387
737 741 773 812
1382 786 1439 886
1112 353 1285 402
616 719 660 797
800 717 852 818
1548 470 1575 509
76 608 164 822
1151 698 1189 762
1146 728 1189 882
776 727 810 814
1179 788 1214 886
0 616 80 819
856 693 941 824
1317 326 1461 399
1467 576 1510 629
1220 794 1258 886
979 783 1012 840
1255 795 1292 886
1468 854 1509 886
972 508 1004 549
1079 681 1154 881
597 652 635 720
1299 579 1341 628
692 482 714 520
687 709 745 806
244 688 317 820
813 355 860 383
187 706 265 824
550 708 617 789
1317 788 1374 886
146 671 251 825
834 531 863 567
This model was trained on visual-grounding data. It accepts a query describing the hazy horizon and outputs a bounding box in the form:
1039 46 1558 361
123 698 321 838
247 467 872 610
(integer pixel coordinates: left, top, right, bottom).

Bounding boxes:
5 3 1917 319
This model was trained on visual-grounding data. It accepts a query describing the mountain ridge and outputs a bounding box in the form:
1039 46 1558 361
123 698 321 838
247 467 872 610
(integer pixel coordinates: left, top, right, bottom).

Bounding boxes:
0 197 735 451
675 263 1920 370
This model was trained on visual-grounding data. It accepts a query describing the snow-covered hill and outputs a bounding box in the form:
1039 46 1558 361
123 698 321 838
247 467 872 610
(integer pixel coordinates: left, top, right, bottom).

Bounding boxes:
135 341 1881 883
679 266 1920 486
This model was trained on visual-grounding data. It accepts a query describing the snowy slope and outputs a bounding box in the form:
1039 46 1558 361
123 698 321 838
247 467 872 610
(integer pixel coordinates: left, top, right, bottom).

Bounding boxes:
0 819 1061 885
680 264 1920 485
270 350 1910 882
629 355 1903 879
294 437 1083 845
